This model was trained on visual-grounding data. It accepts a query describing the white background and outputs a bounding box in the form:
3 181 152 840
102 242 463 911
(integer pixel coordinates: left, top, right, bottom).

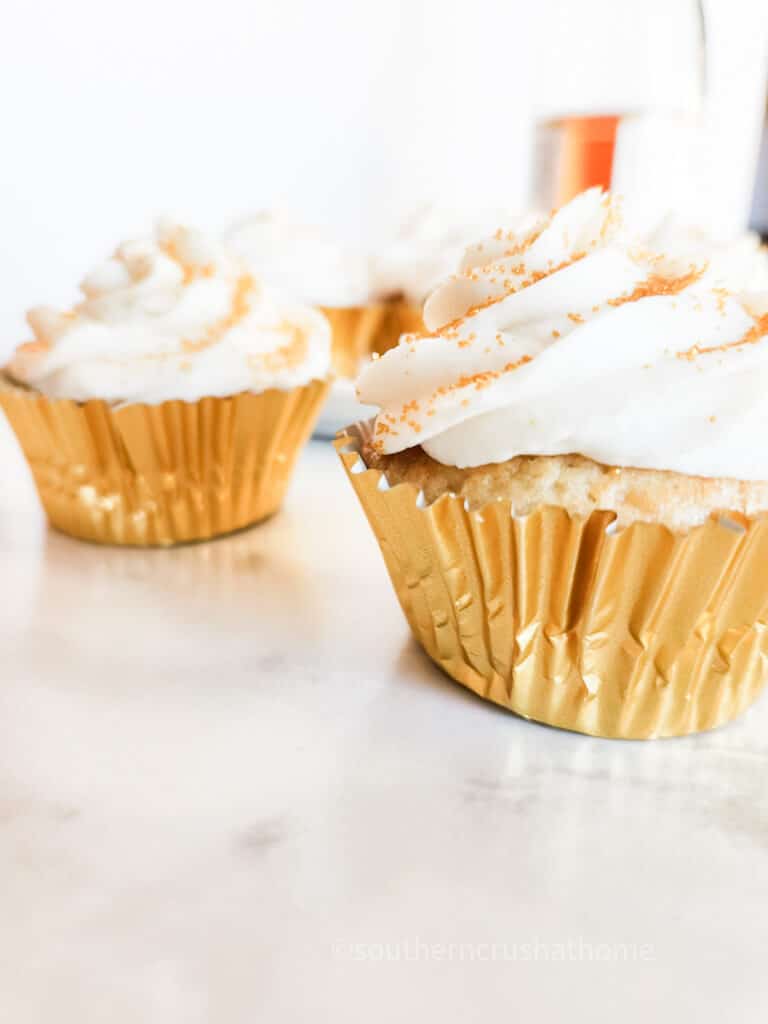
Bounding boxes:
0 0 765 355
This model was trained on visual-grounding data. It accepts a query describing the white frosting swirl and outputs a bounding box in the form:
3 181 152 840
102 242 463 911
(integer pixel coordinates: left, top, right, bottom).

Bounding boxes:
225 212 372 307
7 221 331 404
357 188 768 480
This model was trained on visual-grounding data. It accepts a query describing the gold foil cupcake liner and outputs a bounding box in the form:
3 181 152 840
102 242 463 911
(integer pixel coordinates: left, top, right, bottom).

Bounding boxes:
321 305 389 379
0 376 329 546
337 421 768 739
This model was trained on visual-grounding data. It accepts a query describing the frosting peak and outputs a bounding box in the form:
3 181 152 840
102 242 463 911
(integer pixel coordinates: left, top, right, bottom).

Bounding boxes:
357 189 768 481
8 222 331 404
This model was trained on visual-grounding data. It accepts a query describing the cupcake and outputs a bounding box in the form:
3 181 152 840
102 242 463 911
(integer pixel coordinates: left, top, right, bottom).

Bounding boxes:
339 187 768 739
1 221 331 546
372 204 522 351
225 212 384 379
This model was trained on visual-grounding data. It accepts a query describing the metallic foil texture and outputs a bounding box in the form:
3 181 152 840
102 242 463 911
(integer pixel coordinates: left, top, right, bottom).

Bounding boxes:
0 376 328 546
320 305 388 378
322 301 422 379
337 421 768 739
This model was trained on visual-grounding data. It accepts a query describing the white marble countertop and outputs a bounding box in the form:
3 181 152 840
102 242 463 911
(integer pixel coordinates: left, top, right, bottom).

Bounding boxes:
1 417 768 1022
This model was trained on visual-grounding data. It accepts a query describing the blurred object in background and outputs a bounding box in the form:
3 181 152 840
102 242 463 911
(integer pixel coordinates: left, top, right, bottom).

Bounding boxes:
535 115 619 206
530 0 702 220
750 94 768 243
531 0 768 238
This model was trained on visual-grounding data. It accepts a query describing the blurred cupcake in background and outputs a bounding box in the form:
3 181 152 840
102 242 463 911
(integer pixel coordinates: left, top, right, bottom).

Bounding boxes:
1 221 331 546
227 211 389 436
340 187 768 739
226 211 383 380
642 216 768 292
371 204 522 349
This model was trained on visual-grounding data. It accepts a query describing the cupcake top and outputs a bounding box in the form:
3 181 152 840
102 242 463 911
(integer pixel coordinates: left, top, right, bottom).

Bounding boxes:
372 204 521 306
225 212 372 308
358 188 768 481
7 221 332 404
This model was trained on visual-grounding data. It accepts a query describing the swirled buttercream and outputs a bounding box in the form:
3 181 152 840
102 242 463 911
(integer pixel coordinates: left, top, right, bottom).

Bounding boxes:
357 188 768 480
7 221 331 404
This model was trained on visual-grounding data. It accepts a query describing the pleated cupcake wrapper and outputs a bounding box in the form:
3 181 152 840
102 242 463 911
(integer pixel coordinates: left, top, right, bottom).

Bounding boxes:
337 421 768 739
321 305 389 379
0 377 329 546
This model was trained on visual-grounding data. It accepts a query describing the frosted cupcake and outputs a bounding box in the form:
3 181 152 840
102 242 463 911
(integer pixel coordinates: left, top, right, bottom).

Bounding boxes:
1 221 331 546
226 212 384 379
339 187 768 739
